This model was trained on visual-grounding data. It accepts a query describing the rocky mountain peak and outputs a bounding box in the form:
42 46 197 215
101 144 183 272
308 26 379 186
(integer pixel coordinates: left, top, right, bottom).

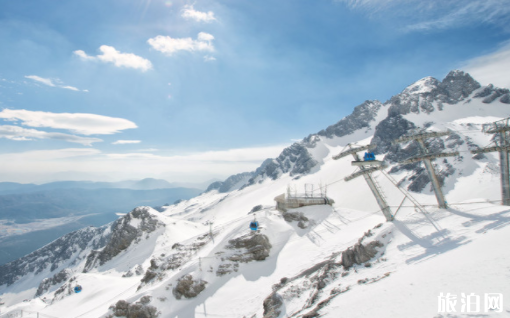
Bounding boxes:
439 69 481 101
403 76 440 94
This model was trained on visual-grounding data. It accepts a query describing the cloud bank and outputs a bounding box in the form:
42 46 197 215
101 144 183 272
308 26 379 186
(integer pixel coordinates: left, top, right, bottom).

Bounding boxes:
0 144 288 183
0 109 137 135
463 42 510 89
0 125 102 145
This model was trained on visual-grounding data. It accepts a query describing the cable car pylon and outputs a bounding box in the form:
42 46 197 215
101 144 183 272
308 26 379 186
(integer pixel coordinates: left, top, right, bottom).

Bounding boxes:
333 144 394 222
471 117 510 205
393 130 459 209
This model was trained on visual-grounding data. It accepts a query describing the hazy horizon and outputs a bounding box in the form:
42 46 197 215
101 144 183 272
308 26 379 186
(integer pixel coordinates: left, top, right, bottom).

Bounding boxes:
0 0 509 183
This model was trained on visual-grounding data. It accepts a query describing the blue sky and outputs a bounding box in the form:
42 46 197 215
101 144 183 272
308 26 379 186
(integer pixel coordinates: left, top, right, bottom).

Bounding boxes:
0 0 509 184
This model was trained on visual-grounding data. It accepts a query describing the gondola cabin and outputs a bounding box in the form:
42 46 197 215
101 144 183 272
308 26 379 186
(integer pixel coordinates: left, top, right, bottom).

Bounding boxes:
74 285 82 293
364 152 376 161
249 221 259 231
351 152 383 167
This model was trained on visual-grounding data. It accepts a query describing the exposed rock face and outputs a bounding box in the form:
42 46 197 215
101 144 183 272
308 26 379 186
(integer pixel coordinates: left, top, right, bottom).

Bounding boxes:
387 70 481 117
214 233 272 277
438 70 481 103
108 297 159 318
247 143 318 183
283 212 310 229
123 265 144 278
340 231 383 270
138 233 213 288
225 233 272 262
317 100 383 138
35 268 71 297
474 84 510 104
341 240 383 269
263 292 283 318
0 225 110 287
205 172 254 193
50 276 78 304
371 114 416 158
173 275 207 300
84 207 164 272
500 93 510 104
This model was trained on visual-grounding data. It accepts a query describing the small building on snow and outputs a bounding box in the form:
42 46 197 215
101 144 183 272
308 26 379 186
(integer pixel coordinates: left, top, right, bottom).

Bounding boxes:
274 193 334 212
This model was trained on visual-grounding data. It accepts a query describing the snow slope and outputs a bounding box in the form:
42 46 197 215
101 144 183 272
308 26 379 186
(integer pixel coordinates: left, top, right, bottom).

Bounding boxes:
1 70 510 318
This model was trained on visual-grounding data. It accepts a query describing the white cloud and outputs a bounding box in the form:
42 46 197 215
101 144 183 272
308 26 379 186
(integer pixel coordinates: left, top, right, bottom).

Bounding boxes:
147 33 214 56
25 75 83 92
462 42 510 89
74 50 94 60
181 5 216 22
25 75 56 87
204 55 216 62
61 85 80 91
74 45 153 72
0 109 137 135
0 125 102 146
197 32 214 42
112 140 141 145
0 144 289 183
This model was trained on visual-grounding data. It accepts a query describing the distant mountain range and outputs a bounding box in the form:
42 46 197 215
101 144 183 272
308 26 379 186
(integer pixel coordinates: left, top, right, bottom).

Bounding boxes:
0 177 218 194
0 179 204 265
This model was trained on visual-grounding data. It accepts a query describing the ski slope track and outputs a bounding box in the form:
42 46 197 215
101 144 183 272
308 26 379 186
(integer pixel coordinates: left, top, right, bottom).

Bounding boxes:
1 70 510 317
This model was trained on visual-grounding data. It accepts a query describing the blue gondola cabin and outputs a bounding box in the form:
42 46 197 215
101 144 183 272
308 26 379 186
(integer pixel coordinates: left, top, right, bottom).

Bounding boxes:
364 152 376 161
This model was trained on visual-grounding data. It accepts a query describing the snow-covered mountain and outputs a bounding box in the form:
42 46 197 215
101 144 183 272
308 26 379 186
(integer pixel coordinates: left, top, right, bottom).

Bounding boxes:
1 70 509 318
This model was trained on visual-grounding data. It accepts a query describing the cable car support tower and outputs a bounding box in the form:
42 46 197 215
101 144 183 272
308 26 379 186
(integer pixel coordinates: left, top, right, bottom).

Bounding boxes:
333 144 393 222
393 131 459 209
470 117 510 206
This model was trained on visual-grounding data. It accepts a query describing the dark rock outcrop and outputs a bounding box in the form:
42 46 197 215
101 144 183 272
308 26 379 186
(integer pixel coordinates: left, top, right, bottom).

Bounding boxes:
173 275 207 300
317 100 383 138
109 297 159 318
474 84 510 104
35 268 71 297
247 143 318 183
283 212 310 229
263 292 283 318
341 240 383 269
138 233 213 288
225 233 272 262
371 114 416 158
